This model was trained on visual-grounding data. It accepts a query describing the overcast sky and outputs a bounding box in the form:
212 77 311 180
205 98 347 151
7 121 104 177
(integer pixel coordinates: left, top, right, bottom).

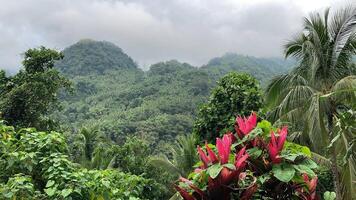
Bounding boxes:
0 0 352 72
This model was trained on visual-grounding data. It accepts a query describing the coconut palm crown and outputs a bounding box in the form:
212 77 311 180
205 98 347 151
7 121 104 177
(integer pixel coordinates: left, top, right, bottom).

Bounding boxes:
265 7 356 200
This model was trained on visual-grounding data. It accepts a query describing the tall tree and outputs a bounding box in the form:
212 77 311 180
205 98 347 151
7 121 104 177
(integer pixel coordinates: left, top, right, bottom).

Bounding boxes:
265 7 356 200
194 72 263 142
0 47 70 130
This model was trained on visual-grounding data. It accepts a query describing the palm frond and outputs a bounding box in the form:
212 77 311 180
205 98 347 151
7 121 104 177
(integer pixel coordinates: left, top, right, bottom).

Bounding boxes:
305 94 329 154
331 75 356 105
331 7 356 67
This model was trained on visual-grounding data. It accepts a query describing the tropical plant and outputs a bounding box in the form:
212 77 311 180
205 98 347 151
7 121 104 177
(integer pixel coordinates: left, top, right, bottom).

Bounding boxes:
194 72 263 142
175 113 321 200
0 121 153 199
265 7 356 199
0 47 70 130
150 134 198 177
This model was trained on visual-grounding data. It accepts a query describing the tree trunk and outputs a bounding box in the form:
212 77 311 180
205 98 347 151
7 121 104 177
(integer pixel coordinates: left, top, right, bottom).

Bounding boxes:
330 148 342 200
327 113 342 200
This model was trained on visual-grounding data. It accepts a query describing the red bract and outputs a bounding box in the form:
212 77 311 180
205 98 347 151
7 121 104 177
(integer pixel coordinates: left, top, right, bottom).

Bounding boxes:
174 185 195 200
216 134 232 164
302 174 318 200
197 146 210 168
219 147 249 185
205 142 218 164
235 147 248 169
197 142 219 168
268 126 288 164
235 112 257 139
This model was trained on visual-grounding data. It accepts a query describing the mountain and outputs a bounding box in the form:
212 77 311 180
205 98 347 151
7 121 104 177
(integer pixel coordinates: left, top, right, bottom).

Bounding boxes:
56 39 137 76
202 53 295 86
54 41 213 150
53 40 296 150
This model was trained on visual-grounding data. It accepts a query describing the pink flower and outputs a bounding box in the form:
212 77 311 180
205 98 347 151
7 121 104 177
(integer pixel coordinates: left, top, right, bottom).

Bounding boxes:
268 126 288 164
235 112 257 139
216 134 232 164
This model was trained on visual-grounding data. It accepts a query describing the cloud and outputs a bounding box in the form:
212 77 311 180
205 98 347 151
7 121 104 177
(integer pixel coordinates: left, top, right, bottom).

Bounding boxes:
0 0 350 72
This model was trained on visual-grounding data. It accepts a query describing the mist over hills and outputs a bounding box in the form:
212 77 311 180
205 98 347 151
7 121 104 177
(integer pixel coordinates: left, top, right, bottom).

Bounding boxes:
53 39 294 148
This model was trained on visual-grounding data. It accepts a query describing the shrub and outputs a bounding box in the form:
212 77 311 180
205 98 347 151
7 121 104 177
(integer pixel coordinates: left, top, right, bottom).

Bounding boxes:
0 122 151 199
175 113 320 199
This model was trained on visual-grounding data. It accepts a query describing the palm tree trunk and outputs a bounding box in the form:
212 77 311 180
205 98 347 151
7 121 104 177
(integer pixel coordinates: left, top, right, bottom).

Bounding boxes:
328 114 342 200
330 148 342 200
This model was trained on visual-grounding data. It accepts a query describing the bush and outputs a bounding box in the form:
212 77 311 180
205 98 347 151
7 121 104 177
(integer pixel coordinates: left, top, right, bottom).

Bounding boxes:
0 122 152 199
176 113 320 199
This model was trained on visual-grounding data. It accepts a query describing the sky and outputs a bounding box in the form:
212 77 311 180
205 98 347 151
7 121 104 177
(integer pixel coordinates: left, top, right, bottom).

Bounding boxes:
0 0 352 72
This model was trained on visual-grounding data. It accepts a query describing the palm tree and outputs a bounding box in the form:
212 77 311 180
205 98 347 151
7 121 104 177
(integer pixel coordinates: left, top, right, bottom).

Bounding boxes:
150 134 198 177
71 127 115 169
265 7 356 200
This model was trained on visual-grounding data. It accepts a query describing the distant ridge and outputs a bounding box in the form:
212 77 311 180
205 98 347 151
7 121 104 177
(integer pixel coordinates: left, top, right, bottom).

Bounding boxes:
201 53 296 85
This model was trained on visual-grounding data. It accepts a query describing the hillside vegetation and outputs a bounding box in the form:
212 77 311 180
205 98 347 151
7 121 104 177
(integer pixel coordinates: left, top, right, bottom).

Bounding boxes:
53 40 294 149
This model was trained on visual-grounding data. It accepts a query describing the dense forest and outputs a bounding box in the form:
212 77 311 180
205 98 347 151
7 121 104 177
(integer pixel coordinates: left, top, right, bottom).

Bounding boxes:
51 39 295 151
0 6 355 200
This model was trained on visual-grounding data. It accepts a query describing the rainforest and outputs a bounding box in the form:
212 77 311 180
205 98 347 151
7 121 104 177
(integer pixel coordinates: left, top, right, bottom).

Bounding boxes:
0 1 355 200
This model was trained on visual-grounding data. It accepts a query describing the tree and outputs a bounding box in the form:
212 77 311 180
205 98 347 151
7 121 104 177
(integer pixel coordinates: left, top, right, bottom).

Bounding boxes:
0 47 70 130
265 7 356 200
150 134 198 177
194 72 263 141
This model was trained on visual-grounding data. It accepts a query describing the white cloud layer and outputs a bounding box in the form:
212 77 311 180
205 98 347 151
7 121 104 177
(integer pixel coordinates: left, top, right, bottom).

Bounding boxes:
0 0 352 72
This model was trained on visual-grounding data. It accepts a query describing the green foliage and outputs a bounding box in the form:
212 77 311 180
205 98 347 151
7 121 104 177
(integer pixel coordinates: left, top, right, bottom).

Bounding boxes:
176 115 320 199
52 40 293 150
23 46 64 74
56 39 137 76
54 57 213 149
201 53 295 86
265 7 356 199
150 134 198 177
0 47 70 130
194 72 263 141
0 122 153 199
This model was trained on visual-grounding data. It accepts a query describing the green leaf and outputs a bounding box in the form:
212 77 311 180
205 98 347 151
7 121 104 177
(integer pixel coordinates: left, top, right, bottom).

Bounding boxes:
223 163 236 170
207 164 223 179
46 180 55 188
301 159 318 169
61 188 73 198
246 147 262 159
293 164 315 177
323 191 336 200
284 142 311 157
45 188 56 196
257 120 272 136
282 154 299 161
258 174 271 184
272 163 295 182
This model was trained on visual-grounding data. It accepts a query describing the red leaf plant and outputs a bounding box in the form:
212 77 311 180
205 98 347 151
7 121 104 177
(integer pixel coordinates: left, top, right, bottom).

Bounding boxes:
295 174 319 200
175 112 320 200
268 126 288 164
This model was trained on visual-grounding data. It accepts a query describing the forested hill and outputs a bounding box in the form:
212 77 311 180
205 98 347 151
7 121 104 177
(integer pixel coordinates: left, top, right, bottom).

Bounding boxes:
53 40 294 149
202 53 295 86
56 39 137 76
